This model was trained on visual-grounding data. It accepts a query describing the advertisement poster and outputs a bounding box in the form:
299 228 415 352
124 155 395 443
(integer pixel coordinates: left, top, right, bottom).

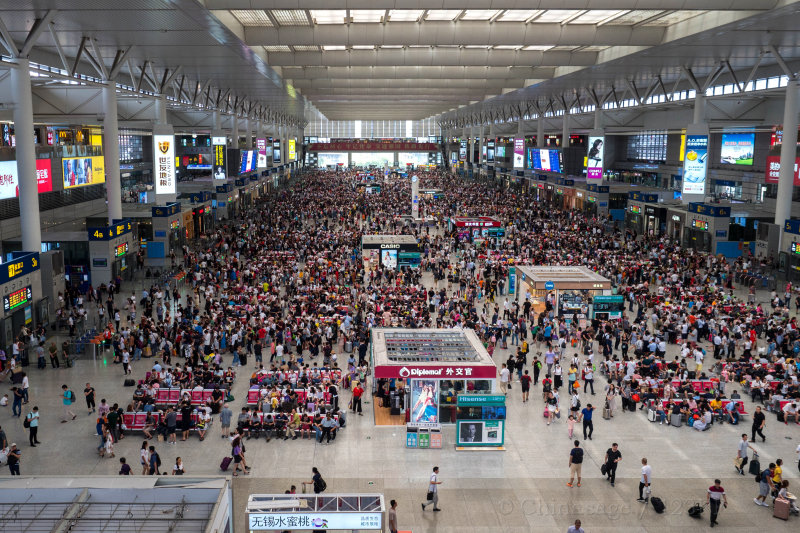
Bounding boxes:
288 139 296 161
0 159 53 199
587 136 604 179
513 138 525 168
459 140 467 161
273 141 281 164
256 138 267 168
62 156 105 189
540 149 551 171
458 421 483 443
765 155 800 185
720 132 754 165
381 249 398 269
495 146 506 158
682 135 708 195
213 137 227 180
410 379 438 423
487 140 495 162
153 134 175 194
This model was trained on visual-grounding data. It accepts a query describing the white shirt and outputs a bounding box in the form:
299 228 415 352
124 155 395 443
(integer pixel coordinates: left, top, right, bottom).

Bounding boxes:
641 464 652 483
500 368 510 383
428 472 439 493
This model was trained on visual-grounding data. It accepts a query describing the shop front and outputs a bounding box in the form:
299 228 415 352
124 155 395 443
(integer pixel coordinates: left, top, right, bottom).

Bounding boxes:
515 265 612 323
624 191 659 236
148 203 182 268
370 328 498 426
361 235 420 270
584 184 609 218
666 208 687 243
644 204 668 237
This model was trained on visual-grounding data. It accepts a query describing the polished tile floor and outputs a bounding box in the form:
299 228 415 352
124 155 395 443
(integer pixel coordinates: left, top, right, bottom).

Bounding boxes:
2 280 799 532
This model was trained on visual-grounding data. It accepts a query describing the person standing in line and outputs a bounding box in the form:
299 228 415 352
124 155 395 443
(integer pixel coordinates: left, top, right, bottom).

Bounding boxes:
567 519 586 533
60 384 77 422
520 370 532 403
84 382 96 415
421 466 442 511
706 479 728 527
736 433 755 475
25 406 41 447
6 444 21 476
637 458 652 503
567 440 584 488
579 404 595 440
388 499 398 533
751 406 766 442
604 443 622 487
219 403 232 438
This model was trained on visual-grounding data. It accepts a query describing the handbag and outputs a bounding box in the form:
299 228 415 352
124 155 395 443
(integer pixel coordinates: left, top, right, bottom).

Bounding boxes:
426 491 434 501
23 416 30 429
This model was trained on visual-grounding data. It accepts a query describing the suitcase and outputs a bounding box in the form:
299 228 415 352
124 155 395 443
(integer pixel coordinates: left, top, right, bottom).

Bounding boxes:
650 497 665 514
123 379 136 387
240 353 247 366
748 454 760 476
628 402 636 412
344 341 353 353
603 407 611 420
671 415 682 427
220 457 232 472
774 497 791 520
647 409 657 422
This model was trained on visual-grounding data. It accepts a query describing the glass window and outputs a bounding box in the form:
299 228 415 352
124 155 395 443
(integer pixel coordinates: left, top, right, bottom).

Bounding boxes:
465 380 493 394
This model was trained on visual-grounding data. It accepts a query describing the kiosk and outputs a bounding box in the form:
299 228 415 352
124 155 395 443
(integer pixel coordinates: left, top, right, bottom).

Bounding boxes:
370 328 498 425
247 494 384 532
448 216 505 246
455 394 506 450
361 235 420 270
147 202 182 267
515 265 612 322
87 219 137 285
1 252 43 350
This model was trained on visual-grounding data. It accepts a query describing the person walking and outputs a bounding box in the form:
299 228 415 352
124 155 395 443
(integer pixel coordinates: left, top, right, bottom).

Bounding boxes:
351 382 364 415
637 458 652 503
604 443 622 487
499 363 510 395
751 406 766 442
754 462 776 507
421 466 442 511
567 440 584 488
60 384 77 422
11 387 23 417
706 479 728 527
148 445 161 475
520 369 532 403
6 443 21 476
579 404 595 440
165 407 178 445
84 382 96 415
25 406 41 447
388 499 398 533
736 433 755 475
302 467 326 493
567 520 586 533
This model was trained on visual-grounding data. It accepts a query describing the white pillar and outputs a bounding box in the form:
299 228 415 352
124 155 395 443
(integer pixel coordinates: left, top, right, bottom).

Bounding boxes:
478 127 484 166
103 84 122 220
693 94 707 125
232 115 239 148
776 79 800 248
562 109 570 147
10 58 41 251
537 118 544 148
155 94 168 124
594 108 604 130
213 110 222 131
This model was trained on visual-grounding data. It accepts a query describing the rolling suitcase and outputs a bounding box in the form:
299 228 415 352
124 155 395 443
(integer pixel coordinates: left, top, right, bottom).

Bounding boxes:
647 409 658 422
650 497 666 514
670 415 682 427
220 457 232 472
603 407 611 420
748 453 760 476
344 341 353 353
774 498 791 520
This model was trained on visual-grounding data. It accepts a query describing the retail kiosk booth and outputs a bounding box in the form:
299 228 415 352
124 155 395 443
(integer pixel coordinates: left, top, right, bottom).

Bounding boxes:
515 265 612 323
370 328 498 426
448 216 505 245
247 494 385 532
361 235 420 269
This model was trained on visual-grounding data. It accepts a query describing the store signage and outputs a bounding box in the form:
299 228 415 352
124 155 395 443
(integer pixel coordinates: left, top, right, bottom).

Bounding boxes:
791 242 800 255
310 142 438 152
630 205 641 214
0 159 53 199
458 395 507 404
687 203 730 217
380 244 400 249
87 220 133 241
544 281 555 291
682 135 708 194
153 134 175 194
587 136 604 179
213 137 227 180
62 156 105 189
169 220 180 230
3 285 32 313
0 252 39 285
375 365 496 379
256 138 268 168
151 203 180 217
249 512 382 530
692 219 709 231
586 195 597 203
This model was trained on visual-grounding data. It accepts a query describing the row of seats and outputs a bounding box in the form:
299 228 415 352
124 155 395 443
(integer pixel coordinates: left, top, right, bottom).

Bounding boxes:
246 388 333 407
122 411 212 431
144 388 227 406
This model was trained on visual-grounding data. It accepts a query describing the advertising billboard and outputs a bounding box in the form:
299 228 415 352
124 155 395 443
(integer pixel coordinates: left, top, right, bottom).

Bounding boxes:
587 136 604 179
0 159 53 199
765 155 800 185
410 379 439 423
288 139 296 161
495 146 506 158
682 135 708 194
720 132 755 165
273 141 281 164
62 156 105 189
487 140 495 162
513 138 525 168
256 138 267 168
213 137 226 180
459 140 467 160
153 134 176 194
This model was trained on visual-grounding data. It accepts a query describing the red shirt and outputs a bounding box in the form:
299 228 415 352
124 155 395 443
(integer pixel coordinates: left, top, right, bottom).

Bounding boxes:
353 386 364 399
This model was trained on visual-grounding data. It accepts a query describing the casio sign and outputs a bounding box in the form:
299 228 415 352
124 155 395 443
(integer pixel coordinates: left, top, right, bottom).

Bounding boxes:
380 244 400 249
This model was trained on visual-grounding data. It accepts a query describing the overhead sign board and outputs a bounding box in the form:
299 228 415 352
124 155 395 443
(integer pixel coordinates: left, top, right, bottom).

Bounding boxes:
682 135 708 195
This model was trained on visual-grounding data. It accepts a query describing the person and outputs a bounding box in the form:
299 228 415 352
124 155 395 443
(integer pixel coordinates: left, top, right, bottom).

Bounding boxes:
219 403 232 439
388 499 398 533
140 441 150 475
567 415 576 439
579 404 595 440
11 387 22 417
119 457 131 475
421 466 442 511
318 412 336 444
777 480 800 514
706 479 728 527
782 402 800 425
165 407 178 445
751 406 766 442
567 440 584 488
84 382 96 415
0 424 7 450
755 462 776 507
637 458 652 503
773 458 784 490
567 520 586 533
604 443 622 487
60 384 77 422
302 467 325 494
352 382 364 415
25 406 41 447
148 445 161 475
173 457 185 475
499 363 510 395
736 433 755 475
6 443 21 476
520 369 532 403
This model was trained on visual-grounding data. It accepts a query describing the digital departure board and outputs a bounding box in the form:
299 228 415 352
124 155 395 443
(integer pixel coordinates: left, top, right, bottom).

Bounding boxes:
4 285 32 312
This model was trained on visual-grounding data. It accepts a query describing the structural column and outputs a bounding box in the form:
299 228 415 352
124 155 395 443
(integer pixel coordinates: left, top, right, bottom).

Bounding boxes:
10 58 41 252
213 110 222 131
776 79 800 247
231 115 239 149
103 84 122 220
562 109 570 147
536 118 544 148
155 94 168 125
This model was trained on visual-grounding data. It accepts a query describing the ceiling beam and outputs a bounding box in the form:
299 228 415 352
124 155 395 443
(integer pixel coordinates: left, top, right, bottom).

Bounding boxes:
20 10 57 58
205 0 778 9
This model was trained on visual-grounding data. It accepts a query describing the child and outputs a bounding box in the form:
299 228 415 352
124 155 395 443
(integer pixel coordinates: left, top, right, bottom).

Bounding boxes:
119 457 131 475
0 393 8 406
567 414 576 439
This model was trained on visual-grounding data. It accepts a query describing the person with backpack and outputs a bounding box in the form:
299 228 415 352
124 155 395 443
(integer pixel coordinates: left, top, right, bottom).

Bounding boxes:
303 467 327 494
148 445 161 475
60 385 77 423
754 463 776 506
24 406 40 447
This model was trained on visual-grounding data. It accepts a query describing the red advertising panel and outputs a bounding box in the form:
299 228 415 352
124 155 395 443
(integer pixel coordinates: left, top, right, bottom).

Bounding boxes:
764 155 800 186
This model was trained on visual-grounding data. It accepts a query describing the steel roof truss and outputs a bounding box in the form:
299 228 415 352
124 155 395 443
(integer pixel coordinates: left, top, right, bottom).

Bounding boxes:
87 37 108 79
48 22 70 73
0 15 18 57
20 10 57 58
768 44 796 80
108 46 133 80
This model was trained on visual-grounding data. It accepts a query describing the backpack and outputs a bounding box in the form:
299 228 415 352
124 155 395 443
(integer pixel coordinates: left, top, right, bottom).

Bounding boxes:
315 477 327 492
154 453 161 467
755 471 762 483
69 390 76 402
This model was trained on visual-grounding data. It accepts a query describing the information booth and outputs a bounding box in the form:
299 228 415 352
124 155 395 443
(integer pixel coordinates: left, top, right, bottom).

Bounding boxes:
0 252 43 351
370 328 498 426
515 265 612 322
147 202 182 267
87 219 137 285
682 203 731 254
624 191 659 236
361 235 420 270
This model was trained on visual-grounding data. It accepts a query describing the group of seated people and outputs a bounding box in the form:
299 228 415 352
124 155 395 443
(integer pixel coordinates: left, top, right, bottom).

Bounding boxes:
236 406 345 443
646 392 745 429
130 362 236 412
248 363 341 388
133 401 213 441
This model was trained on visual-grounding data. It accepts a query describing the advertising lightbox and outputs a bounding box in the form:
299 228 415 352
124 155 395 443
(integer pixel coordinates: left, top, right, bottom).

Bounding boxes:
587 136 604 179
153 134 176 194
513 138 525 169
0 159 53 199
256 138 267 168
213 137 226 180
62 156 105 189
288 139 296 161
682 135 708 195
720 132 755 165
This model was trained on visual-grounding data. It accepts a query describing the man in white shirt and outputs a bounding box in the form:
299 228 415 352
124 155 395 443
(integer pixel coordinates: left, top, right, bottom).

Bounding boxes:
567 520 585 533
637 458 652 503
421 466 442 511
499 364 510 395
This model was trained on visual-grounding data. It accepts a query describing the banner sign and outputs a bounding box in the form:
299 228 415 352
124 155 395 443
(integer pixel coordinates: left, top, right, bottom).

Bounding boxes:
213 137 227 180
682 135 708 194
310 142 438 152
151 203 180 217
288 139 296 161
0 252 39 285
249 513 382 531
87 219 133 241
628 191 659 203
0 159 53 199
687 203 731 217
153 134 176 194
587 136 604 179
256 138 268 168
765 155 800 185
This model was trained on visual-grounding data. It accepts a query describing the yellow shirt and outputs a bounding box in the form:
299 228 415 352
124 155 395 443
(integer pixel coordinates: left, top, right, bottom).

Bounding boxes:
709 399 721 410
773 465 782 484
